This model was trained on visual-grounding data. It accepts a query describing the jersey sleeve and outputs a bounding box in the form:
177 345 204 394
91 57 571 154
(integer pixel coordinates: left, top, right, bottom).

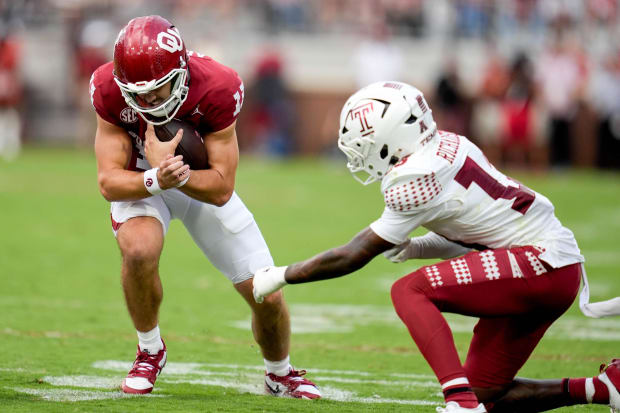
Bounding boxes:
198 67 244 134
370 171 444 244
382 171 443 212
89 65 122 126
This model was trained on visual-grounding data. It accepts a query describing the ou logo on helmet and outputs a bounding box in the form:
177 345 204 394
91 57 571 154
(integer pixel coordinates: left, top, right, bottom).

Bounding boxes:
157 28 183 53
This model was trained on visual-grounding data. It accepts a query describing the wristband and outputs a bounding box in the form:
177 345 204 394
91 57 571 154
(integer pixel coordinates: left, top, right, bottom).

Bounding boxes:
176 170 191 188
144 168 163 195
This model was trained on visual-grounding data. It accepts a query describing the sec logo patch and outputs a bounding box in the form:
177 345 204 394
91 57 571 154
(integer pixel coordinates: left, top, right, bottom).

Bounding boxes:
120 107 138 124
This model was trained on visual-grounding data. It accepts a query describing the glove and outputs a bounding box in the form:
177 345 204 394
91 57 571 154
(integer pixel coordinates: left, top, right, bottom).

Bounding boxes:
383 239 420 263
252 265 288 303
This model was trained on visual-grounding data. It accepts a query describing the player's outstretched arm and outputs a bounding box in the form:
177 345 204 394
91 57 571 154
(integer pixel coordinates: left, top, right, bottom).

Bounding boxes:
95 115 187 201
253 227 394 303
176 121 238 206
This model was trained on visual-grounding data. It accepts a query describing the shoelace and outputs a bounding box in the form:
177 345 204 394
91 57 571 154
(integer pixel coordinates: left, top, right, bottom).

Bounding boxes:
128 351 160 378
274 369 314 391
601 359 619 374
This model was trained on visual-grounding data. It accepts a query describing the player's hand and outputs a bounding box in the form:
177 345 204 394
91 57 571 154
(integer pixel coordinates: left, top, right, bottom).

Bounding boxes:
145 123 183 167
156 154 190 189
252 265 288 303
383 239 420 263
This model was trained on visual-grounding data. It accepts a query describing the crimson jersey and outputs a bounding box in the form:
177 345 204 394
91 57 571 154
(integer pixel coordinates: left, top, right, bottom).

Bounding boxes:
89 51 244 171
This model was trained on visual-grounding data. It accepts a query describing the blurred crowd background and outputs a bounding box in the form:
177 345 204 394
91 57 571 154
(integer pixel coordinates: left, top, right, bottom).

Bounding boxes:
0 0 619 170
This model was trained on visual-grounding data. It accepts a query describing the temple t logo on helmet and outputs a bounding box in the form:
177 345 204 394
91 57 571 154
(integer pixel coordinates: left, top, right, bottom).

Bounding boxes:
338 81 437 185
113 16 190 125
350 102 376 137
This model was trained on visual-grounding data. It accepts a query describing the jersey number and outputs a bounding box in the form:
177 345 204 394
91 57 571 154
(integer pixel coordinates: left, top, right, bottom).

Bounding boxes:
233 83 244 117
454 157 535 214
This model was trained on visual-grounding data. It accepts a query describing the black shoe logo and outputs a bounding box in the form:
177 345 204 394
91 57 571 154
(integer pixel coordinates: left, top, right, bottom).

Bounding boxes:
266 382 280 394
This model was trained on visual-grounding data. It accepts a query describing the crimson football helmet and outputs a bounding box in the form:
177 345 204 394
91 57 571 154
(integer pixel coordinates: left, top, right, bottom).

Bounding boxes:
113 15 189 125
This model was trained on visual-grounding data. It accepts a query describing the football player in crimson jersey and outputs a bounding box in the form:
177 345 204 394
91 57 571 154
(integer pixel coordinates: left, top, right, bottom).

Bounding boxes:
91 15 320 398
252 81 620 412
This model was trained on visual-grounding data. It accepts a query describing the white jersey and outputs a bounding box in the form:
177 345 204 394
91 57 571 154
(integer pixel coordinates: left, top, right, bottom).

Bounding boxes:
370 130 584 269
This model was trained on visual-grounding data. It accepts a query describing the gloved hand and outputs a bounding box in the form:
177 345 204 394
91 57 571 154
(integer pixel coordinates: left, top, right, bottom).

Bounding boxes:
383 239 420 263
252 265 288 303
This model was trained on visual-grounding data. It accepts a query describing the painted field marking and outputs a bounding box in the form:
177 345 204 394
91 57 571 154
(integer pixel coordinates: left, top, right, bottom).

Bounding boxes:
10 387 164 402
92 360 440 406
187 362 436 379
228 303 620 340
8 361 441 405
43 375 121 389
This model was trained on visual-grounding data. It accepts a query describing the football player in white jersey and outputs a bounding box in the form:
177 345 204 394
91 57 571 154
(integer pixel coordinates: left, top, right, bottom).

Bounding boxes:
253 81 620 412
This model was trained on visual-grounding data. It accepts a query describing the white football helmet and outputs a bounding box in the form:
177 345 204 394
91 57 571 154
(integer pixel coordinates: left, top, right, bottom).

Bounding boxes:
338 81 437 185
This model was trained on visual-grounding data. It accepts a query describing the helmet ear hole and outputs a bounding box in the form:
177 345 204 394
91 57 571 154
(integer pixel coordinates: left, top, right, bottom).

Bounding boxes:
405 114 417 124
389 155 400 165
380 144 389 159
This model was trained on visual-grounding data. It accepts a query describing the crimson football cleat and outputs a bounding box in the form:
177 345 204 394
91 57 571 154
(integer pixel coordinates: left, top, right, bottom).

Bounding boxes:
436 402 487 412
264 368 321 399
599 359 620 412
121 340 167 394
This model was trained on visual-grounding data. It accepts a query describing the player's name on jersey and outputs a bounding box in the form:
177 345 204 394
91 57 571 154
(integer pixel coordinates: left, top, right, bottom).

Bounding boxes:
436 132 460 164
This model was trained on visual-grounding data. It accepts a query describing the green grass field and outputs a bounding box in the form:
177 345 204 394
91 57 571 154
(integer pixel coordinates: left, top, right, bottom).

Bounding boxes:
1 148 619 412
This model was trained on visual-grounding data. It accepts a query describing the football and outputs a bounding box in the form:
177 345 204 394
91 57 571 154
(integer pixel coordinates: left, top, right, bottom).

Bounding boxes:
154 119 209 170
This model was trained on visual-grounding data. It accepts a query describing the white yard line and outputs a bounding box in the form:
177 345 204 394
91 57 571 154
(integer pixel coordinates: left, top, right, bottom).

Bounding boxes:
43 375 120 389
9 361 441 405
228 303 620 341
10 387 164 402
93 360 437 381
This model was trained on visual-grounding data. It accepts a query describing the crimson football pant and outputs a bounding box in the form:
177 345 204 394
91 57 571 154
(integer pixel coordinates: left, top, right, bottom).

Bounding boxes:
391 246 581 388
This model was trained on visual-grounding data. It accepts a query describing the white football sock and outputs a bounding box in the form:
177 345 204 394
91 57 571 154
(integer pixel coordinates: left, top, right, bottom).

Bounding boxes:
137 325 163 354
264 355 291 377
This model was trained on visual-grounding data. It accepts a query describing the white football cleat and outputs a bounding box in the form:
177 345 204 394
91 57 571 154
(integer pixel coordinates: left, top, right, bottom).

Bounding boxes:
599 359 620 412
264 368 321 399
436 401 487 412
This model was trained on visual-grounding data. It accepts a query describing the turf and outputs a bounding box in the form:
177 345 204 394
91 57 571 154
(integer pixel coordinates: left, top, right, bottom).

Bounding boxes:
0 147 618 412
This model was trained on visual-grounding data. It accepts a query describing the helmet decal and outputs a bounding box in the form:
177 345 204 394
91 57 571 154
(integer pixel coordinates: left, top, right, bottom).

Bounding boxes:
157 28 183 53
350 102 375 137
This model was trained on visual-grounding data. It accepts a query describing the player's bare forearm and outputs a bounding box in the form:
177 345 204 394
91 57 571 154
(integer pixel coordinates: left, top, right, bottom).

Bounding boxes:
97 168 151 201
284 227 395 284
95 115 150 201
178 168 235 206
178 122 238 206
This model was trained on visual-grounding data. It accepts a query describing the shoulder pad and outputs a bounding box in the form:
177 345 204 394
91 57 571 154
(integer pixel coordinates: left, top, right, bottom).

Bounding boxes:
382 171 443 213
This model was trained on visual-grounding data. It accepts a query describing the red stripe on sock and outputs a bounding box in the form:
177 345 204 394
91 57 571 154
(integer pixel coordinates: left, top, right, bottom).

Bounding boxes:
568 377 610 404
592 377 610 404
568 378 587 402
444 388 479 409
